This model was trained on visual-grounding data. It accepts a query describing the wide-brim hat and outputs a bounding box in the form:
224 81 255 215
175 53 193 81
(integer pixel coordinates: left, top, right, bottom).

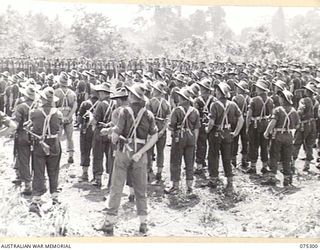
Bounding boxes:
197 78 212 90
17 72 25 80
126 84 148 102
40 87 59 103
292 69 301 75
151 81 166 94
144 72 154 81
110 87 129 99
273 80 286 91
234 80 249 93
314 77 320 84
92 82 112 93
20 79 41 90
1 71 9 78
254 79 270 92
87 70 97 77
125 71 134 79
189 83 200 97
59 72 69 86
303 82 317 95
176 87 194 102
100 71 108 77
19 85 38 101
213 70 223 77
214 82 231 99
68 70 79 78
277 89 293 105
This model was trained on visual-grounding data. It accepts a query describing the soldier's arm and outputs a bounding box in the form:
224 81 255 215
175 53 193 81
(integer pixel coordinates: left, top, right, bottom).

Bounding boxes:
206 103 216 133
264 119 276 139
233 105 244 137
132 112 158 162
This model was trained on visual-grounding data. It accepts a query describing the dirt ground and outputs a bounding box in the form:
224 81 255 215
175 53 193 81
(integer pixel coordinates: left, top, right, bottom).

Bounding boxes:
0 130 320 237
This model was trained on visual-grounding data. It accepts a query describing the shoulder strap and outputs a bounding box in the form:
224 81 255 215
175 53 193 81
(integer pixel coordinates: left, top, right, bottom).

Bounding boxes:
279 106 294 131
181 106 194 129
155 98 164 118
257 95 270 118
127 106 147 140
39 107 58 137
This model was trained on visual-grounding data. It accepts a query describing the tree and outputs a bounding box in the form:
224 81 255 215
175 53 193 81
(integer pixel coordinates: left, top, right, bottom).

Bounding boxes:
271 7 287 41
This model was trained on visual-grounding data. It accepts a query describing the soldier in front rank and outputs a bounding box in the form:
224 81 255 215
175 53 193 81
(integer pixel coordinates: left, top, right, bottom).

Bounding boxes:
246 79 274 175
193 78 216 175
205 82 244 192
262 90 300 186
0 71 9 112
145 81 170 184
77 85 99 182
5 75 20 116
91 82 114 188
98 84 158 236
28 87 62 214
54 72 77 164
165 87 200 195
292 82 319 172
11 85 38 195
232 80 250 169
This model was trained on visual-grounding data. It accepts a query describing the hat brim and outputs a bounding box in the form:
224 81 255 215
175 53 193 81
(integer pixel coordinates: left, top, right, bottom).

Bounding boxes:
110 93 129 99
234 82 249 93
39 92 59 103
20 81 41 90
273 82 285 91
254 83 269 92
68 73 79 78
214 84 231 99
197 81 212 90
92 85 112 93
19 88 38 101
126 85 148 102
176 90 193 102
302 85 317 94
277 91 293 105
151 84 166 94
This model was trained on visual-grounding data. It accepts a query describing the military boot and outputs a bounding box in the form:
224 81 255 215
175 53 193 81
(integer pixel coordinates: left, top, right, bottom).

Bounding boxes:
207 177 219 188
303 161 310 172
92 175 102 188
261 174 277 186
225 177 234 194
186 180 193 195
261 162 270 174
283 175 292 186
151 172 162 185
246 162 257 174
164 181 179 194
78 166 89 182
241 154 248 170
21 182 32 196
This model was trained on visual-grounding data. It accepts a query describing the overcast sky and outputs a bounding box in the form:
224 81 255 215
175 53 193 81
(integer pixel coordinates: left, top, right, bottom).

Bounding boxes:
0 0 315 34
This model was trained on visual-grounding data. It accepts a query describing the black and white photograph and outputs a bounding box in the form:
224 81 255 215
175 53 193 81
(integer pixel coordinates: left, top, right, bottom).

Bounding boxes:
0 0 319 239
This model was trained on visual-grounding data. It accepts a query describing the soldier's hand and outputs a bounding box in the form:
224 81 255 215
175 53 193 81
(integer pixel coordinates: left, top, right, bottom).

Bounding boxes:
111 132 119 144
263 132 269 139
205 127 210 133
132 152 142 162
100 128 109 136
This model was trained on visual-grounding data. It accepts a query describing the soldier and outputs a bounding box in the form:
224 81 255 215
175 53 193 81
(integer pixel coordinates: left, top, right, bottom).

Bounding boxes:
193 78 216 175
11 85 38 195
5 75 20 116
232 80 250 169
262 89 300 186
91 82 114 188
205 82 244 192
292 82 319 172
0 110 17 136
165 87 200 195
77 85 99 182
0 71 9 112
54 72 77 164
28 87 62 214
68 70 80 92
246 79 274 174
271 80 287 107
98 84 158 236
146 81 171 184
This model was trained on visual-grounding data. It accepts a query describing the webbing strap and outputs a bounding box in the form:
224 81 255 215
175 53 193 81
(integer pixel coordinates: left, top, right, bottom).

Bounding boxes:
216 100 231 130
39 107 57 138
278 106 294 132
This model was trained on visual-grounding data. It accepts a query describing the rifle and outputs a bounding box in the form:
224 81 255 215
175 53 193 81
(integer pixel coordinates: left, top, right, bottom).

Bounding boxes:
23 127 50 156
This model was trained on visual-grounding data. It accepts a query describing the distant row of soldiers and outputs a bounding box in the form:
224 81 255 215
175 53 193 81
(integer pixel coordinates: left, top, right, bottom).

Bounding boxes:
0 58 320 236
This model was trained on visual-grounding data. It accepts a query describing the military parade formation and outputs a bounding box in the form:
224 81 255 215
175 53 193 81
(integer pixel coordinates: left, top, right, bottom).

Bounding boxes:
0 57 320 236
